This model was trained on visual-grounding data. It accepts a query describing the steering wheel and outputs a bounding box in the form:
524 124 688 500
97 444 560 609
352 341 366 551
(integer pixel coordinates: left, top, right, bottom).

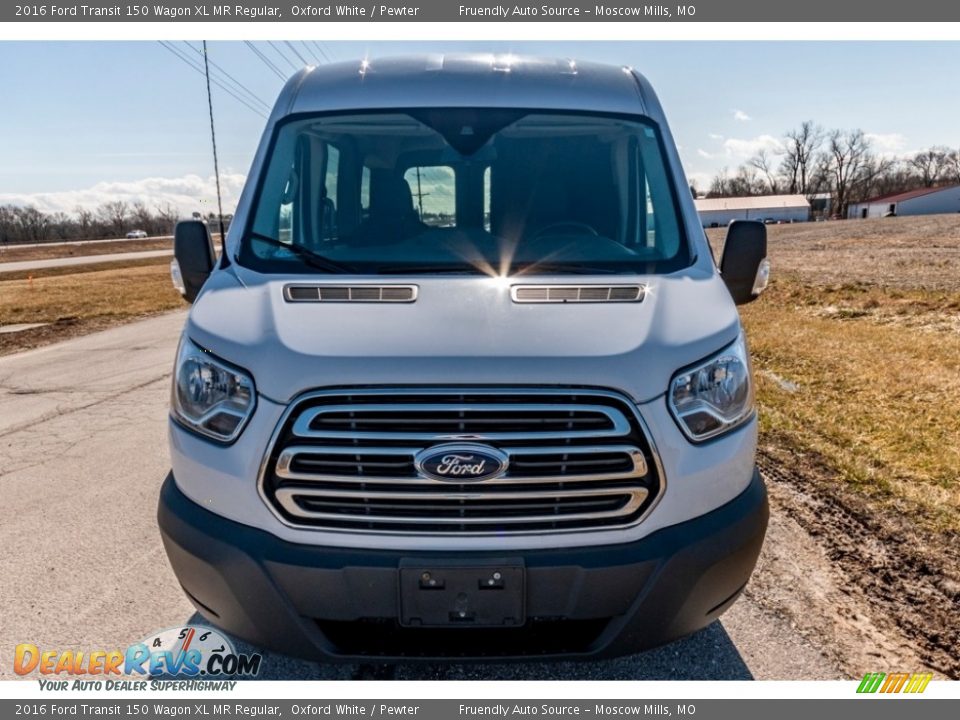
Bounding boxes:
533 222 600 238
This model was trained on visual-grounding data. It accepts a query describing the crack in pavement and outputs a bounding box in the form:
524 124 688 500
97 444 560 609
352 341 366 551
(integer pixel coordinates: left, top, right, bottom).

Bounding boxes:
0 374 171 440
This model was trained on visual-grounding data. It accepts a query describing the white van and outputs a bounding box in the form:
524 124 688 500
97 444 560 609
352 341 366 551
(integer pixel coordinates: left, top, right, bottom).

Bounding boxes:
160 55 770 661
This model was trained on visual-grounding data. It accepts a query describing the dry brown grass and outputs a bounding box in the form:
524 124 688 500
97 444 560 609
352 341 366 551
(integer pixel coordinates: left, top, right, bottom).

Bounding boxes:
0 237 172 264
743 275 960 533
707 213 960 289
0 260 184 356
707 214 960 534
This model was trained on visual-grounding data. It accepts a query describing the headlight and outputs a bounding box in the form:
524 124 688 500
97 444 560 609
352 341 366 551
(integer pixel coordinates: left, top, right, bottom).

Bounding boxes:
171 337 256 442
668 333 754 441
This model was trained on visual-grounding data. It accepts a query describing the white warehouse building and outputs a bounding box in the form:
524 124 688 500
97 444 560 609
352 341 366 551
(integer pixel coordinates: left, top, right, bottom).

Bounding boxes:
694 194 810 227
847 184 960 219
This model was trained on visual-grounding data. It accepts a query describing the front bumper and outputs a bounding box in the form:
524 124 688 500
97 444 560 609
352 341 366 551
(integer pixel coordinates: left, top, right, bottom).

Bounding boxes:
158 469 768 662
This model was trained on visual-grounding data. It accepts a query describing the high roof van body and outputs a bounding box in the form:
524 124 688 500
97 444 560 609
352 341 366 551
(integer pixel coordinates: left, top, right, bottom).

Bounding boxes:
160 55 770 661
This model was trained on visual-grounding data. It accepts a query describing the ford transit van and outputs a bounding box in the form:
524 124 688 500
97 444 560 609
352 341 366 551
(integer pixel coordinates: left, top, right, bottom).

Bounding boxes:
159 55 770 661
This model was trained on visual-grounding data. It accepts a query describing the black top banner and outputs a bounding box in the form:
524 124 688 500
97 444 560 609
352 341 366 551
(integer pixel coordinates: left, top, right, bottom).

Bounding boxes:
5 1 955 22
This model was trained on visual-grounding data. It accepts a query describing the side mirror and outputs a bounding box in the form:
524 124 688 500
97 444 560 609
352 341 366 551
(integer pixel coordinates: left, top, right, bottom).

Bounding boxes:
719 220 769 305
173 220 216 303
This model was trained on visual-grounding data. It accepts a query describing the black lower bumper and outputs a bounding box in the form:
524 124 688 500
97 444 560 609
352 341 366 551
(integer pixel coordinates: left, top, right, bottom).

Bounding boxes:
157 471 768 662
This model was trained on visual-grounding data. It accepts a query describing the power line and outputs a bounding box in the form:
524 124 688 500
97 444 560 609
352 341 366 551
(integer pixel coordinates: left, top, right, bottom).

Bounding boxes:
312 42 334 63
201 39 228 259
244 40 287 81
300 41 322 65
157 41 268 119
268 41 299 71
181 41 270 111
284 40 310 67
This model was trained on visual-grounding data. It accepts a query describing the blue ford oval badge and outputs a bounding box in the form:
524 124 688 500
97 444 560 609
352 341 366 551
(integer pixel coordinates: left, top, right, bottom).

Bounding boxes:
414 444 509 483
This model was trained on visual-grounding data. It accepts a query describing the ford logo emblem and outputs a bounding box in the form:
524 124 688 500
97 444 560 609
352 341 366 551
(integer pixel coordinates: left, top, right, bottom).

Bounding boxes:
414 443 509 483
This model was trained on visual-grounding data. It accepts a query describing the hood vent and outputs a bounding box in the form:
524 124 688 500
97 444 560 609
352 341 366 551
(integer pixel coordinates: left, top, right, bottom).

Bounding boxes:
284 285 417 303
511 285 645 303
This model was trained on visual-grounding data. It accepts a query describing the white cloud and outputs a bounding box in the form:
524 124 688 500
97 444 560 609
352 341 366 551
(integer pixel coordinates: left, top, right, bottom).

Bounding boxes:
686 171 713 192
696 148 714 159
0 173 247 216
708 133 724 140
865 132 908 156
722 134 783 159
733 109 751 122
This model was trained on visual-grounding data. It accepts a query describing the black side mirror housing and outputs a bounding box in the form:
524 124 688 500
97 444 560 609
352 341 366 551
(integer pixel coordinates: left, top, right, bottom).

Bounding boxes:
173 220 216 303
720 220 769 305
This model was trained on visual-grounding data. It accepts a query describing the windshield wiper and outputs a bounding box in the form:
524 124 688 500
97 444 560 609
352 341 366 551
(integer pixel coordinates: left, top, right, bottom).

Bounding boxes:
247 232 357 274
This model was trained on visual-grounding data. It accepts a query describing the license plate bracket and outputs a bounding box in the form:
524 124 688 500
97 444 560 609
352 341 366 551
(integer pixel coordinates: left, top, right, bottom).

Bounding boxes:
398 559 525 628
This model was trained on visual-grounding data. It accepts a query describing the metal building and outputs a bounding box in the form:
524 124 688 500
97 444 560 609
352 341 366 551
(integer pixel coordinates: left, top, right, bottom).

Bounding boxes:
694 195 810 227
847 185 960 219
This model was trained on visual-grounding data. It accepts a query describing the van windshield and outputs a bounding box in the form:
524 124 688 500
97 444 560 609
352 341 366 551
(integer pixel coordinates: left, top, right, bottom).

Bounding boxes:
240 110 691 275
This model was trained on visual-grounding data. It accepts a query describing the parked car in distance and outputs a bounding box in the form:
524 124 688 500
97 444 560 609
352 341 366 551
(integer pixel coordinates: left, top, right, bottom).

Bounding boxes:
126 229 148 239
160 55 771 663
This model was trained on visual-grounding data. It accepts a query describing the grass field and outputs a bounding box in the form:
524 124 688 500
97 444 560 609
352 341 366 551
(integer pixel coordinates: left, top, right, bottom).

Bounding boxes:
709 214 960 537
0 259 183 355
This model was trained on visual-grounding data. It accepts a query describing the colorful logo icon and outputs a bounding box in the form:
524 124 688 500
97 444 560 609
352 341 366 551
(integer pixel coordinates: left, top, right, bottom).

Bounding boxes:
857 672 933 694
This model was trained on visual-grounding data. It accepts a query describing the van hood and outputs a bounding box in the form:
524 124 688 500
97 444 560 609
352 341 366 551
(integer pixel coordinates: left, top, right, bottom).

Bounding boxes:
185 266 741 404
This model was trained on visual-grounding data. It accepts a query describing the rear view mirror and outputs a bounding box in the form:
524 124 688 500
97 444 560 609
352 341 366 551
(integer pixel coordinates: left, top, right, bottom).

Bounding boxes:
173 220 216 303
719 220 769 305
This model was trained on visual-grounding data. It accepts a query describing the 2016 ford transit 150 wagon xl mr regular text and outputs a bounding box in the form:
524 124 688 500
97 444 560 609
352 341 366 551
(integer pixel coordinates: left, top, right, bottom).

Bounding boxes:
159 55 772 661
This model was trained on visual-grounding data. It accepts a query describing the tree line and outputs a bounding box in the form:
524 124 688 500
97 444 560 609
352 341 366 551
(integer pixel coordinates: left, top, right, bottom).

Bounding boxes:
701 121 960 218
0 201 200 245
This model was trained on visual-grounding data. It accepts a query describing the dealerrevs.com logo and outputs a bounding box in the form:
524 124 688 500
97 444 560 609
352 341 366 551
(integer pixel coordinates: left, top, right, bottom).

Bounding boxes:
14 625 262 688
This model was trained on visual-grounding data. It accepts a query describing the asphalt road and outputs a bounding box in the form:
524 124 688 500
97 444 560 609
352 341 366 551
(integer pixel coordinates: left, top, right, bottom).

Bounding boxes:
0 313 841 680
0 249 173 273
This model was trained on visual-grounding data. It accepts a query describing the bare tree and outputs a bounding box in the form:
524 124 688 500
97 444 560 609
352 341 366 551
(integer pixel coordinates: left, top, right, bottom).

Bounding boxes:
826 129 892 218
908 147 951 187
97 201 130 237
729 166 765 197
131 201 153 233
12 206 51 242
0 206 14 244
50 212 72 239
707 168 731 198
749 149 780 194
869 160 913 198
155 203 181 235
948 149 960 186
75 206 94 240
781 121 823 196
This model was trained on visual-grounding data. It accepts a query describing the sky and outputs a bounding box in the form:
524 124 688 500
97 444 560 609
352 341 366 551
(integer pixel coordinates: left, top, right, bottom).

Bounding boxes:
1 41 958 215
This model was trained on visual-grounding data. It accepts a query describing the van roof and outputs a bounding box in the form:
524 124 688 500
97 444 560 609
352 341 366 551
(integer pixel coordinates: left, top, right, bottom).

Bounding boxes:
285 54 651 117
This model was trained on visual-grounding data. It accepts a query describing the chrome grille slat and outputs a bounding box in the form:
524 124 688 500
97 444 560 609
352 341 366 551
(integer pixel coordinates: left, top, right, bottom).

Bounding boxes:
275 487 647 525
260 389 661 534
291 403 631 441
275 444 647 484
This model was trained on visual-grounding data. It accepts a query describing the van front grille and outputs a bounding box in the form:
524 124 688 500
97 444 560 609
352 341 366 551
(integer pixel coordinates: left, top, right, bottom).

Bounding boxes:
260 389 661 535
